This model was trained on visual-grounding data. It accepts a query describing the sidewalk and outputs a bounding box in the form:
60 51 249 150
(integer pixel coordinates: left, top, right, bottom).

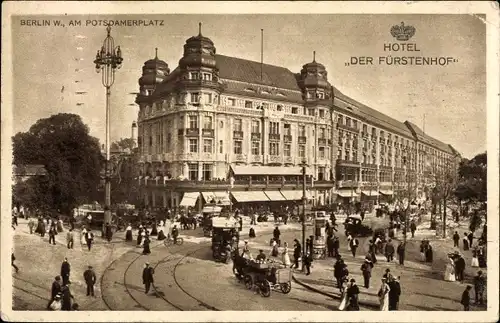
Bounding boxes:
292 213 487 311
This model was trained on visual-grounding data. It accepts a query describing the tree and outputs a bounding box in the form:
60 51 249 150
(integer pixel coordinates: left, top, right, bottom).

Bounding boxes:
111 138 136 152
12 113 103 214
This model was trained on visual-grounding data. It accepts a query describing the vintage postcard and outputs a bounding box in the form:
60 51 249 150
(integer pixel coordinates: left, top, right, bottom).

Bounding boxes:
1 1 499 322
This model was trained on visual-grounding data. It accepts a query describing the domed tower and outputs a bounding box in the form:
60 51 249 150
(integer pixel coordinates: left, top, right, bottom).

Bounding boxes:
137 48 170 100
298 51 332 101
177 23 221 93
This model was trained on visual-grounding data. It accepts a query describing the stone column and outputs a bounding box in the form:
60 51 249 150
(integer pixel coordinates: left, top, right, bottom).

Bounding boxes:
151 192 156 207
144 192 149 206
162 191 167 207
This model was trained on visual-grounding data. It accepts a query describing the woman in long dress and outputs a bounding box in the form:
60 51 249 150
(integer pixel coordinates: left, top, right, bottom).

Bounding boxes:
444 257 456 281
471 248 479 267
125 224 133 241
157 220 166 240
282 242 291 267
271 240 279 257
347 234 353 252
338 279 349 311
81 227 87 245
378 278 390 311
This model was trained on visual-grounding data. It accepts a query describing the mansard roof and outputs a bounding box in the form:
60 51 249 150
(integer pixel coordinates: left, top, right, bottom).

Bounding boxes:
404 121 453 153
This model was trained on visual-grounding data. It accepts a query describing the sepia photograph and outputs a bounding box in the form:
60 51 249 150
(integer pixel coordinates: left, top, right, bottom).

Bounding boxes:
1 1 498 322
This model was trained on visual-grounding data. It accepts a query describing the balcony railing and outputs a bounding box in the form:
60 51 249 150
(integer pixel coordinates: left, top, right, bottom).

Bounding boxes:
338 123 360 132
186 128 199 137
233 131 244 140
337 159 360 168
269 133 280 141
202 129 214 137
251 132 261 141
250 154 263 163
268 155 283 164
328 139 332 145
337 180 359 188
179 78 220 89
284 135 293 143
298 136 307 144
233 153 247 162
361 162 377 168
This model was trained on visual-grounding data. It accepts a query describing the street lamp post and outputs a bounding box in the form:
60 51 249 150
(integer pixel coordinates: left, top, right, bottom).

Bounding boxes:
94 26 123 234
301 161 307 273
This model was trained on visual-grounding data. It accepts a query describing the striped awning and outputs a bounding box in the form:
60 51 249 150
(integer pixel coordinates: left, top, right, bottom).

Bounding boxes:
179 192 200 207
264 191 286 201
231 191 270 202
379 190 394 196
362 191 379 197
336 190 359 198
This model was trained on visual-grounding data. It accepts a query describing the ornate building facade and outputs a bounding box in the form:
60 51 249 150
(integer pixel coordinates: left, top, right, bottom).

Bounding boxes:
134 24 460 209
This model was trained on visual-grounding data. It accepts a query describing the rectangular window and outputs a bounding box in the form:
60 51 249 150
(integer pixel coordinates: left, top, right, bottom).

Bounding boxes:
234 118 243 131
363 124 367 133
277 105 283 111
251 120 260 133
308 109 315 116
319 146 325 158
284 124 291 136
190 93 200 103
190 72 200 80
344 150 349 161
269 122 280 135
338 115 344 125
251 141 260 155
202 163 212 181
371 127 376 137
299 145 305 157
203 139 212 153
188 163 198 181
319 128 325 139
363 154 367 163
262 103 269 109
292 107 298 114
203 73 212 81
319 110 325 118
203 93 212 104
337 149 342 160
233 140 242 154
189 115 198 129
166 133 171 150
318 167 325 181
228 98 236 106
284 144 291 157
346 117 351 127
245 100 253 109
203 116 212 129
219 140 223 154
270 142 280 156
189 139 198 153
299 125 306 137
353 151 358 162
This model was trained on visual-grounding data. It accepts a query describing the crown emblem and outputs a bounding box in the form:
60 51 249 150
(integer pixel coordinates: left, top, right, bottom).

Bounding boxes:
390 22 416 41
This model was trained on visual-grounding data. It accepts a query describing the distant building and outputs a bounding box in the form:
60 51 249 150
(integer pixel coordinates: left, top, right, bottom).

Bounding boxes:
133 24 461 210
13 164 48 183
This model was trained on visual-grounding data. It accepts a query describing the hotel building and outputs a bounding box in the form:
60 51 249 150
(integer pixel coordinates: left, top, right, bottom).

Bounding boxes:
134 25 460 209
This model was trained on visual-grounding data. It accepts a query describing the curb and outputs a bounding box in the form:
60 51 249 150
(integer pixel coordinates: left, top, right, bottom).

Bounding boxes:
292 274 380 310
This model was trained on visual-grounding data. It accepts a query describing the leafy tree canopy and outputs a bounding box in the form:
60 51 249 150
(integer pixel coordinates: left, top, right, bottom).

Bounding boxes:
12 113 103 213
111 138 136 152
454 152 487 203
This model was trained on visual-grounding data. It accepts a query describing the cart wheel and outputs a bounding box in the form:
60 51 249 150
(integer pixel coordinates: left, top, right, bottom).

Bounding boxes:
280 282 292 294
244 275 253 290
260 282 271 297
177 237 184 245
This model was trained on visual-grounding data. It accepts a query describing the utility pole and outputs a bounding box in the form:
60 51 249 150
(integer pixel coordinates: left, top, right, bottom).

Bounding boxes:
301 162 307 273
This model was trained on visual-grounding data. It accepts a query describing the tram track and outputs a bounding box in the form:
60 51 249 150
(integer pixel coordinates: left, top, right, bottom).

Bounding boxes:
101 227 301 311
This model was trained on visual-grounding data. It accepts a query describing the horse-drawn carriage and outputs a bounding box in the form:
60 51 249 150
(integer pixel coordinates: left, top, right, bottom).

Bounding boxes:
232 257 292 297
201 205 223 237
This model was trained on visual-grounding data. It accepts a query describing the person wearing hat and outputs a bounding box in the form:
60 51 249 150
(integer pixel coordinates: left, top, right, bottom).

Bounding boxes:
142 262 155 294
47 276 62 309
61 283 74 311
378 277 391 311
60 258 71 286
256 249 267 262
360 259 373 288
473 270 486 305
83 265 97 297
388 276 401 311
48 293 62 311
346 278 360 311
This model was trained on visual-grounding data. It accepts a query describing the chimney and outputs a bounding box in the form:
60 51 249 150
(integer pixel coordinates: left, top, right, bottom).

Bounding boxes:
131 121 138 148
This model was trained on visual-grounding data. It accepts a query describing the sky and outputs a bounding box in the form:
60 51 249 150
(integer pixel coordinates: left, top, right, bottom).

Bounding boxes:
11 14 486 158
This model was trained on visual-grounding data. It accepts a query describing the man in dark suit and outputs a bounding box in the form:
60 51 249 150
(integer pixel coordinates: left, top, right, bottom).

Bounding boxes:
83 265 97 297
461 285 472 311
455 255 466 283
388 276 401 310
60 258 71 286
142 262 155 294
